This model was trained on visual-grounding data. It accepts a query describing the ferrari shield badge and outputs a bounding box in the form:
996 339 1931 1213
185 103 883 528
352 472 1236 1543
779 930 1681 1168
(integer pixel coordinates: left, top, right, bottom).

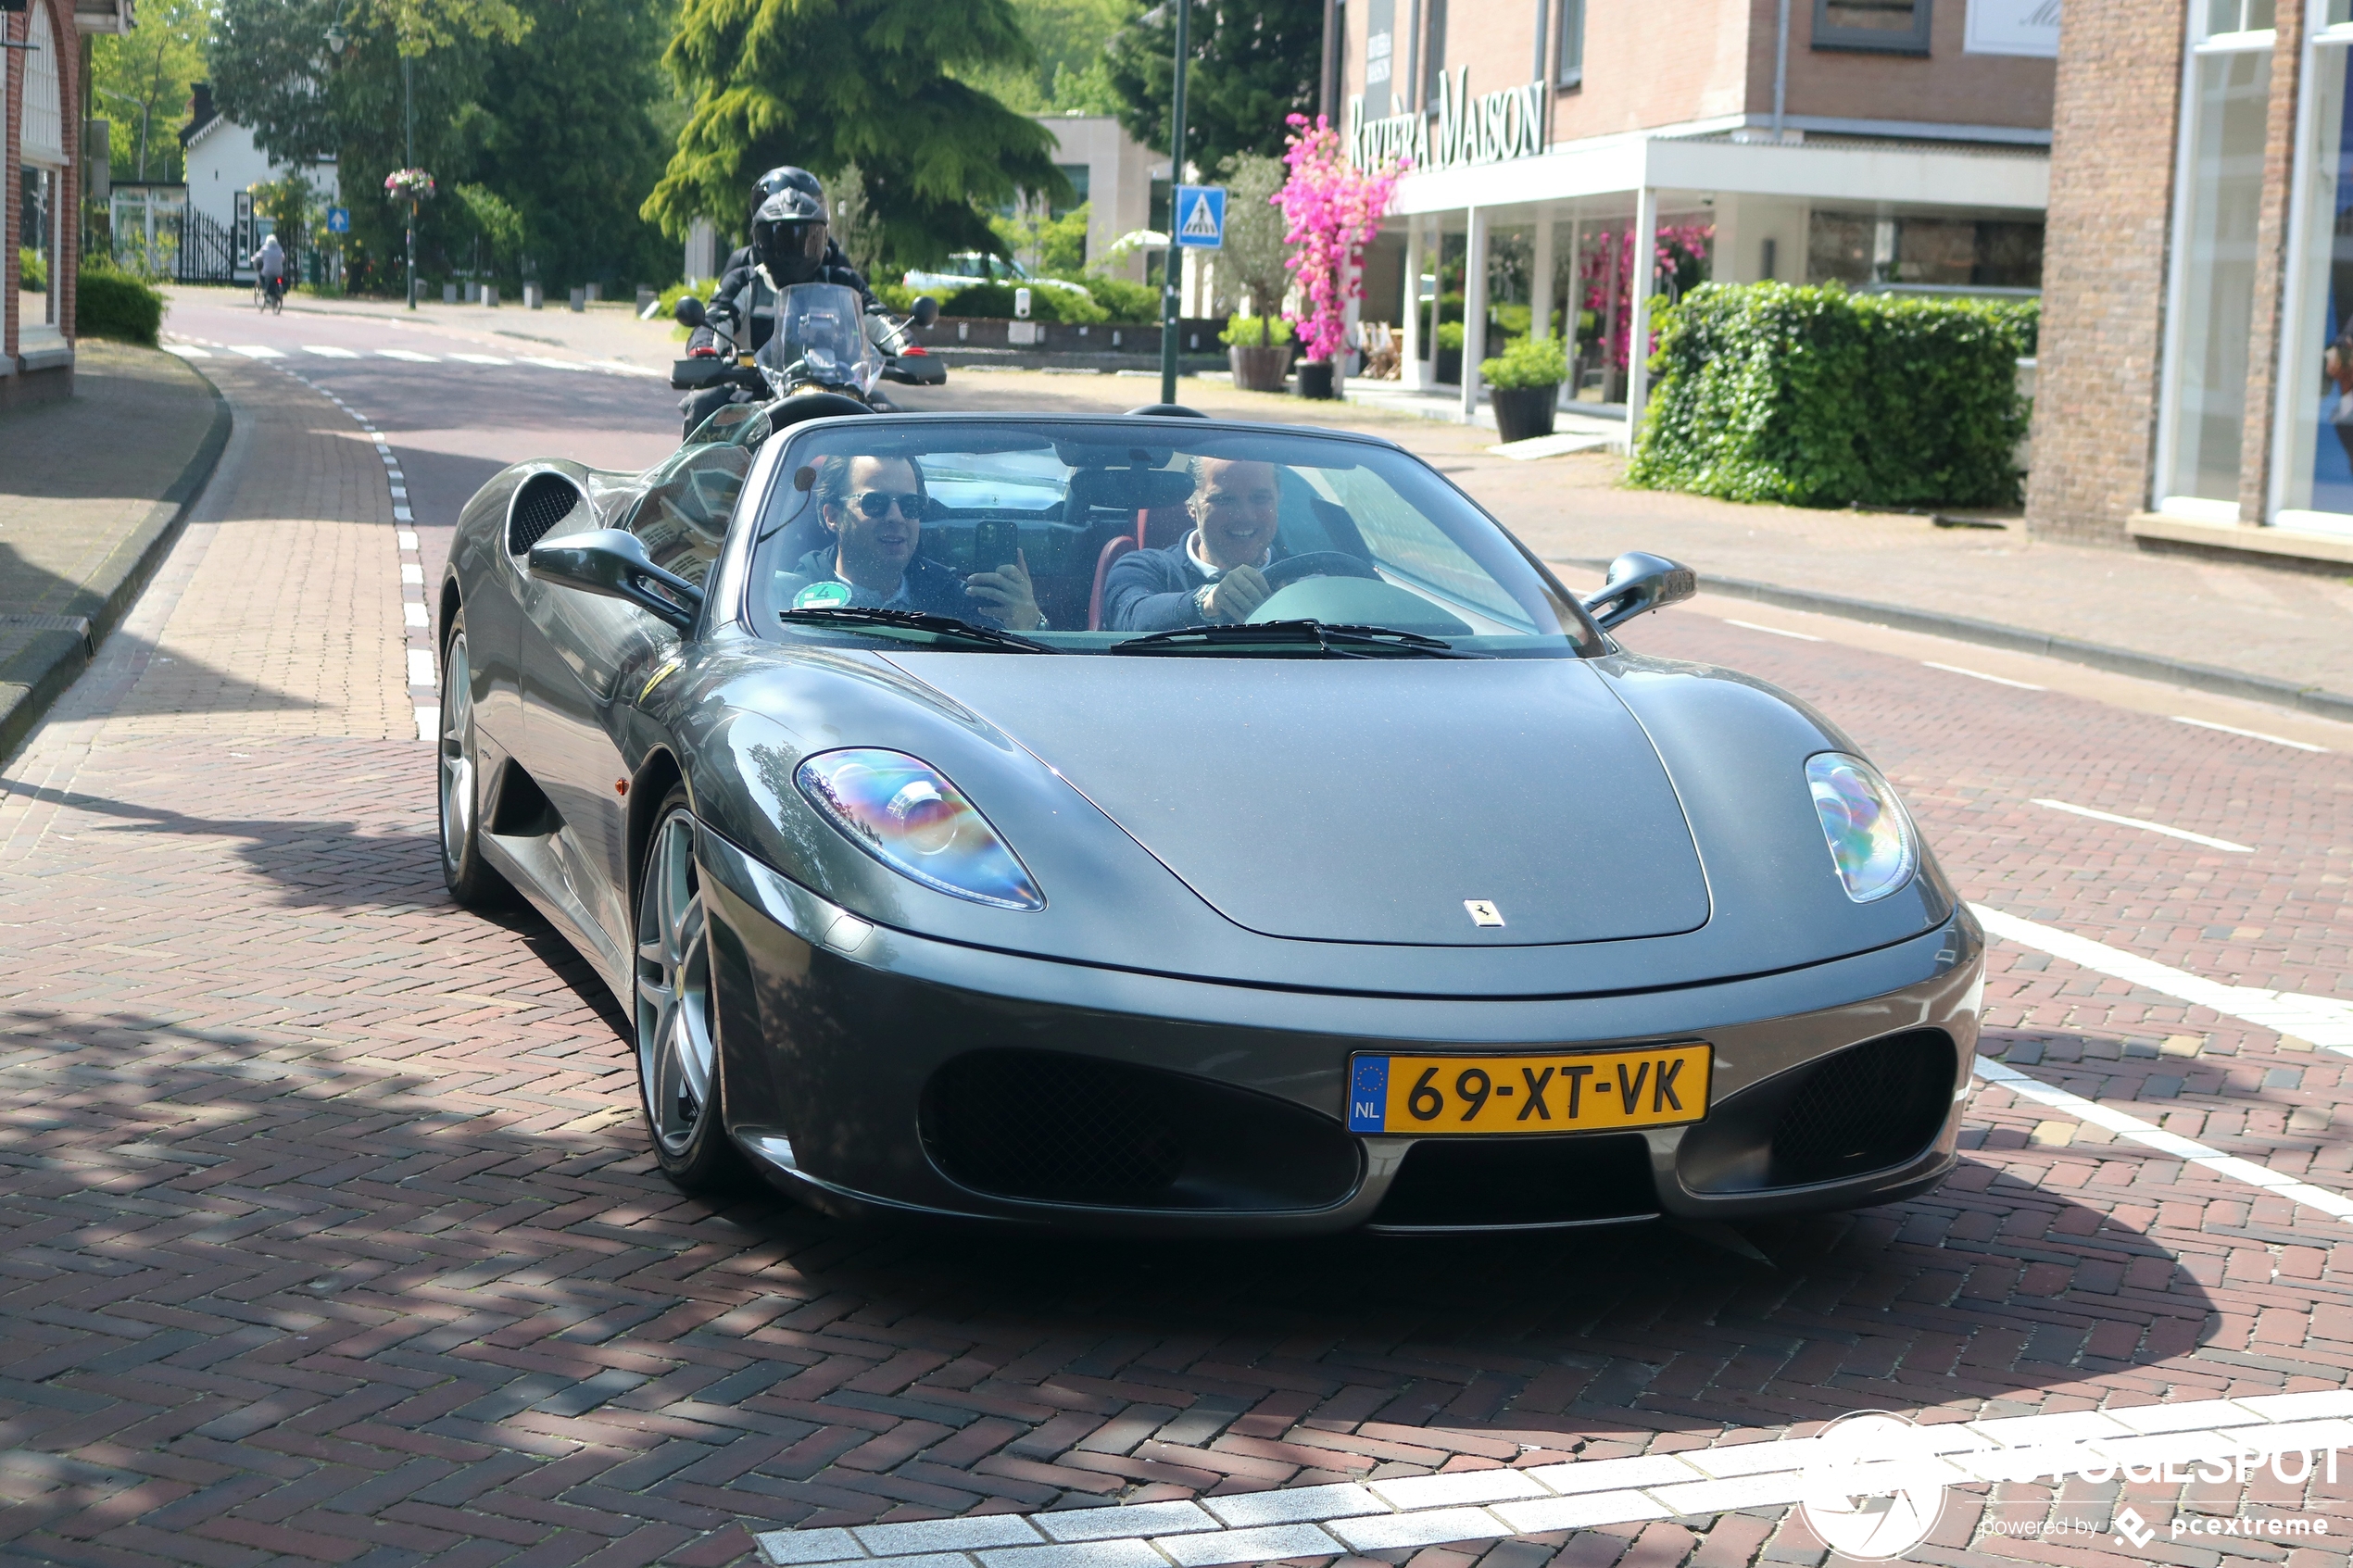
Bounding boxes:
1464 900 1504 927
793 581 854 609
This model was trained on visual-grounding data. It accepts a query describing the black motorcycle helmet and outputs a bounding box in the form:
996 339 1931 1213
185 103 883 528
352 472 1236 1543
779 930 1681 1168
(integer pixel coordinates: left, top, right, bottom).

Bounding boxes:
750 185 829 286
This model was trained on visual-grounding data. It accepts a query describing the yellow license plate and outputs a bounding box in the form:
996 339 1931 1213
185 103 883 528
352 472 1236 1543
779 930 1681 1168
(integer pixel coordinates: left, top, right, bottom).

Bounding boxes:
1347 1044 1711 1135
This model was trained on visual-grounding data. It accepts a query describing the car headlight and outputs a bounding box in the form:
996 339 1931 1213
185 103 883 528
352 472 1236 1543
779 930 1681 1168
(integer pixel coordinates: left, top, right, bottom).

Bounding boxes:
795 748 1043 910
1806 752 1917 903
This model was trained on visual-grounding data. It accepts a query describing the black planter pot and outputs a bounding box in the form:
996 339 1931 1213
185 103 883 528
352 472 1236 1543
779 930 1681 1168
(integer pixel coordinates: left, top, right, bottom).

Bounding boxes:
1294 360 1338 400
1490 383 1560 444
1435 346 1463 385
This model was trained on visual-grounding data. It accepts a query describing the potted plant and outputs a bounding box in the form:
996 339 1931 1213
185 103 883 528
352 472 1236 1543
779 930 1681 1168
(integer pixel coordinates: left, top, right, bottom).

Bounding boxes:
1434 320 1465 387
1221 311 1294 392
1481 334 1569 443
1276 114 1405 400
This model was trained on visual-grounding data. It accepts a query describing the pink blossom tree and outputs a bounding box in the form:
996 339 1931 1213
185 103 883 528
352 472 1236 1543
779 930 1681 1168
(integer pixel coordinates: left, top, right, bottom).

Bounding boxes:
1276 114 1406 366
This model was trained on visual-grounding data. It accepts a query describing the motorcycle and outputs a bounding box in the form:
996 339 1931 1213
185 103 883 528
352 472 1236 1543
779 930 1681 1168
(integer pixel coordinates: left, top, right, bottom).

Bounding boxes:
669 282 943 440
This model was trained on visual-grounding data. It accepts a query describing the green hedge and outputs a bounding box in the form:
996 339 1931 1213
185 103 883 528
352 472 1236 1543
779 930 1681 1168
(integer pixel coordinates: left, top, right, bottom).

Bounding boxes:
1628 283 2037 509
942 281 1109 324
77 266 165 345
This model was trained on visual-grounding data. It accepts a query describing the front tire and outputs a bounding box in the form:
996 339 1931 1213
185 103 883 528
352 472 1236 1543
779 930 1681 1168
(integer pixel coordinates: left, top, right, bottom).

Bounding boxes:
438 613 512 907
635 790 749 1192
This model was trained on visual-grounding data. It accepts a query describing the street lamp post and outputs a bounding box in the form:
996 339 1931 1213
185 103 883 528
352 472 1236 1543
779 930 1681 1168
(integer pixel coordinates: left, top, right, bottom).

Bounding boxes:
403 54 417 308
1157 0 1189 408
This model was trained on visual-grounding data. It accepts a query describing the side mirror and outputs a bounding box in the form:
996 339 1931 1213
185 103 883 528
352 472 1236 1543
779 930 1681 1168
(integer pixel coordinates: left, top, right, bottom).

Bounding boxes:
1579 551 1695 632
673 295 707 329
910 295 939 328
528 528 704 633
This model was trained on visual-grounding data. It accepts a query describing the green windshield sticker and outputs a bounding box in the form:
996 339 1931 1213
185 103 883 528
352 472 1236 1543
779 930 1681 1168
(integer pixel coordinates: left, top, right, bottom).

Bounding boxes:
793 581 854 609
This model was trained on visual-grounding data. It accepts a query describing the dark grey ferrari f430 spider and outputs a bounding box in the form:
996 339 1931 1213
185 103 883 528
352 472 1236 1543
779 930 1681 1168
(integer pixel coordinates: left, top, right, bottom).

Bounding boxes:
434 408 1982 1235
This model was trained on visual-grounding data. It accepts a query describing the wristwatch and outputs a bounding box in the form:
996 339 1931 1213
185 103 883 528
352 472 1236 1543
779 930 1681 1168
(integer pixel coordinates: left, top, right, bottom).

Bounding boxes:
1194 583 1218 621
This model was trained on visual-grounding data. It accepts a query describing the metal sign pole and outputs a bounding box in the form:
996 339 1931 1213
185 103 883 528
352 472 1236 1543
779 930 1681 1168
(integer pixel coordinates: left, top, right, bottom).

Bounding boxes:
404 53 417 309
1158 0 1189 408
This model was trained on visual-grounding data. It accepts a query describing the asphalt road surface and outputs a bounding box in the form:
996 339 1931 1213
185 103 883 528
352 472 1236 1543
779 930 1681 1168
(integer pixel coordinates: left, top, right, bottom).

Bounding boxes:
0 301 2347 1568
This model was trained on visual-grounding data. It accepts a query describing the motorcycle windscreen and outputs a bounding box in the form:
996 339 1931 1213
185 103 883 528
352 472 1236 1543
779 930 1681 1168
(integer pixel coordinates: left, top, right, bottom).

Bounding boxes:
759 282 882 396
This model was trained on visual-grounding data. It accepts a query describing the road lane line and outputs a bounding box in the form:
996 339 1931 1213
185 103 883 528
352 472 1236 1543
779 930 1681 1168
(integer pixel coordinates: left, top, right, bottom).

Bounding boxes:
376 348 440 362
226 345 284 359
301 345 360 358
2030 797 2253 852
1922 660 2044 690
1971 1055 2353 1220
161 344 212 358
1724 619 1823 642
2172 714 2328 752
1970 903 2353 1054
745 1389 2353 1566
520 356 588 372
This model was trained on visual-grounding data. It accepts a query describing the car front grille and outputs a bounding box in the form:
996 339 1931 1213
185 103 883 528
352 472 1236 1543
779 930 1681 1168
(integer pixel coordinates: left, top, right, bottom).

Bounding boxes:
1768 1029 1957 1185
1368 1133 1659 1230
920 1049 1358 1210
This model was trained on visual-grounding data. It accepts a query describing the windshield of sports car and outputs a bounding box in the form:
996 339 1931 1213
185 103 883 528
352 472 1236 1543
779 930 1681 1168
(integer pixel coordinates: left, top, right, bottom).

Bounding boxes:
746 420 1598 658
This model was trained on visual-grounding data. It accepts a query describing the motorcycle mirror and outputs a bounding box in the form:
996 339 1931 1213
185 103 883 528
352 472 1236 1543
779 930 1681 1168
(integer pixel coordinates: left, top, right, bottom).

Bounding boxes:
673 295 708 329
910 295 939 329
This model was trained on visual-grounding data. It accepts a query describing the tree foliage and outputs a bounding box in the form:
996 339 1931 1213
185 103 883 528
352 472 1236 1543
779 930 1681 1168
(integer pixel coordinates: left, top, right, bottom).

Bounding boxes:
1213 150 1286 328
1103 0 1321 172
955 0 1132 114
212 0 673 293
1628 283 2037 508
92 0 212 182
645 0 1071 270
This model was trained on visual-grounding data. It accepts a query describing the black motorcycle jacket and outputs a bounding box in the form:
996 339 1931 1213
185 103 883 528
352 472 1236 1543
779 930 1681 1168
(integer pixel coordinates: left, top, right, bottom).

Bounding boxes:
686 239 880 357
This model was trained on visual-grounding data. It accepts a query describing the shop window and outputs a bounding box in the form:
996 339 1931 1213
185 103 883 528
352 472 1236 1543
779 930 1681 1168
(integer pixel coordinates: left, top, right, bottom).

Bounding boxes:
1814 0 1931 55
2277 28 2353 527
1421 0 1449 107
2158 36 2271 514
1556 0 1585 89
18 1 69 338
1804 211 2042 289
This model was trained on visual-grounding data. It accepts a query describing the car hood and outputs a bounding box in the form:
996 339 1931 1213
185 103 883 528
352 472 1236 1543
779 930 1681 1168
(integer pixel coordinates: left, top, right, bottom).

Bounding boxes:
881 654 1710 947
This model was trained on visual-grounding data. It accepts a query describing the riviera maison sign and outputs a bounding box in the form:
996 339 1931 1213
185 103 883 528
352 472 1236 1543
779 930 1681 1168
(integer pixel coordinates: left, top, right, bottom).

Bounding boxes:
1349 69 1545 171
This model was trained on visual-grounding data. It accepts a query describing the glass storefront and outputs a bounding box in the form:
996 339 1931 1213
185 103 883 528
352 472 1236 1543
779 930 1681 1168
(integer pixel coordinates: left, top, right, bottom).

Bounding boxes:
2158 29 2272 514
2276 4 2353 531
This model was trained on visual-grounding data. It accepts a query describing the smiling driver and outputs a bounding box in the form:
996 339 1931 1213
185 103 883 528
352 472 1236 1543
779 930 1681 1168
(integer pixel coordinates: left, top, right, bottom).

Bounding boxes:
786 454 1044 629
1101 458 1291 631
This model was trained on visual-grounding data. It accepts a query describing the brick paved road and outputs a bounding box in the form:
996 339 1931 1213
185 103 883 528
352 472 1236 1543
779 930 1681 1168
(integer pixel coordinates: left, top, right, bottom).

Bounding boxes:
1 338 2348 1568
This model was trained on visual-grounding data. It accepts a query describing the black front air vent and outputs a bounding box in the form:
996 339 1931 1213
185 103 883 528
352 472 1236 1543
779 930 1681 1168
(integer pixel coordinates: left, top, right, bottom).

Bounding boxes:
1768 1029 1956 1185
920 1049 1358 1211
1369 1133 1659 1230
508 471 583 557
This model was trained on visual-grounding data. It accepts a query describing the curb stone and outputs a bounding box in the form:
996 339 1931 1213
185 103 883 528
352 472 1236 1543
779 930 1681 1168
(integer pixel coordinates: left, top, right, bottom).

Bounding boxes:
1553 556 2353 724
0 358 233 766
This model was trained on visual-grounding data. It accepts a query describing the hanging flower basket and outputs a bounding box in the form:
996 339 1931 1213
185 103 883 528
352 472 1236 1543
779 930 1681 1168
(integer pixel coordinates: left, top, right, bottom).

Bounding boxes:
384 169 437 202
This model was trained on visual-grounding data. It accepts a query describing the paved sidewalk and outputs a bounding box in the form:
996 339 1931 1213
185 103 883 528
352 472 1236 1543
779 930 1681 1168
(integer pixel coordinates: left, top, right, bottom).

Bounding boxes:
0 341 230 760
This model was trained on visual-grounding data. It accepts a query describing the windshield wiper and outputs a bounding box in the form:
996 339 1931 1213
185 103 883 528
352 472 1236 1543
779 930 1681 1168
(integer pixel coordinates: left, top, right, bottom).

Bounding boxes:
779 605 1051 653
1108 620 1473 658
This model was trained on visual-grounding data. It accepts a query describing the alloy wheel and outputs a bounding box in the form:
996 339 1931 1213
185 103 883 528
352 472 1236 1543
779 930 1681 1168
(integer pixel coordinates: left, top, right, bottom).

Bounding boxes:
636 809 717 1155
438 633 474 872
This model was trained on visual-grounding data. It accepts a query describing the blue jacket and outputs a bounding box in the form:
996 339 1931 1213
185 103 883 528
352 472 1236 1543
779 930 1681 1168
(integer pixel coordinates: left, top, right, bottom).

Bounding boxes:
786 546 999 625
1101 538 1287 633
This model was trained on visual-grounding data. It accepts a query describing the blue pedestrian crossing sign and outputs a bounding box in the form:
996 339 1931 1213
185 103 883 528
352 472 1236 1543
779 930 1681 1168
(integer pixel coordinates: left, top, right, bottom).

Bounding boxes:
327 207 351 234
1175 185 1227 249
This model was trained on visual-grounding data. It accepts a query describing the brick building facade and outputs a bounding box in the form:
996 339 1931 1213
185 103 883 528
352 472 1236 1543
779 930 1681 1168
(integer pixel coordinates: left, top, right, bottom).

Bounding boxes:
1333 0 2057 437
2031 0 2353 567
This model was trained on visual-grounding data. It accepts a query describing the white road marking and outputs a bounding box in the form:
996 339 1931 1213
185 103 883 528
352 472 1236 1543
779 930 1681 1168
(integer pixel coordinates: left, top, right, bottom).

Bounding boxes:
404 603 428 628
376 348 440 362
415 706 440 743
1724 619 1822 642
2172 714 2328 752
396 531 419 549
302 345 360 358
1971 903 2353 1055
447 353 512 365
406 649 436 686
593 360 664 378
519 356 589 372
161 344 212 358
394 507 414 522
2031 797 2253 852
1922 659 2043 690
747 1390 2353 1567
400 564 424 585
1973 1055 2353 1220
227 345 284 359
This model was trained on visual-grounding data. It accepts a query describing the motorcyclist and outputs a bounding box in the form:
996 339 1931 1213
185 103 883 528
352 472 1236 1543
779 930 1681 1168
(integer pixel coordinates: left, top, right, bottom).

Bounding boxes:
251 232 289 304
680 169 887 434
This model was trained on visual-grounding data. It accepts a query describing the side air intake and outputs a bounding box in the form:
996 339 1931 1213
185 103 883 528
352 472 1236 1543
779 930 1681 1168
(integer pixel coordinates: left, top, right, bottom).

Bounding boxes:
508 471 584 557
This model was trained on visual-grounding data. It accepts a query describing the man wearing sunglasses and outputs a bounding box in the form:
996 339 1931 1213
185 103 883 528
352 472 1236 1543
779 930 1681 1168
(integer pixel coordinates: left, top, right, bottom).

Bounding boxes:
787 455 1046 630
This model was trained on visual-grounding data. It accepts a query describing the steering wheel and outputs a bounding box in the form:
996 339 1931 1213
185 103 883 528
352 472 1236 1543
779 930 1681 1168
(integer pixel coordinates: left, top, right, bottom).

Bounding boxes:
1262 550 1379 591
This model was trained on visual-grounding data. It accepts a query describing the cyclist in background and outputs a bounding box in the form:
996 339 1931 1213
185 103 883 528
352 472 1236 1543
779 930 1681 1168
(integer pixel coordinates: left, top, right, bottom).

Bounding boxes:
252 232 289 310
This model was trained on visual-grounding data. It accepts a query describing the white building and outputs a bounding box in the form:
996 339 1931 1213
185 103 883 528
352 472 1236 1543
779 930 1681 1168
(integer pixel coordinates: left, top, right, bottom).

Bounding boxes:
179 83 340 280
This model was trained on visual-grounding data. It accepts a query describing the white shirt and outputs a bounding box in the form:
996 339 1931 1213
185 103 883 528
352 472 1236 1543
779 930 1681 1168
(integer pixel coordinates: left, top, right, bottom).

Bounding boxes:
1184 529 1271 580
